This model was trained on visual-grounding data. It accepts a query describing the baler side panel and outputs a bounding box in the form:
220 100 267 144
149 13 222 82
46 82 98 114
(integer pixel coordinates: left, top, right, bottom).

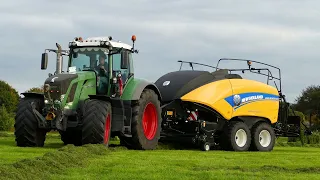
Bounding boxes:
180 79 233 120
227 79 280 123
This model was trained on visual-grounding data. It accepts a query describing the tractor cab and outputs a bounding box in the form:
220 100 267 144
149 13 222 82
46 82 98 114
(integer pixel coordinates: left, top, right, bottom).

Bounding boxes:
41 35 137 98
67 36 136 97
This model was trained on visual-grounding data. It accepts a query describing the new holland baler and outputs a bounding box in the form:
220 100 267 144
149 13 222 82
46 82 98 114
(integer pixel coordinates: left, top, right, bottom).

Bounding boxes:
155 59 311 151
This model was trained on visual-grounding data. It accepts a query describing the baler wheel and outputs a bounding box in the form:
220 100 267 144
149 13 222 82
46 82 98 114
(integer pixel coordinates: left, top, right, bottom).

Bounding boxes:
220 121 251 151
250 122 275 151
201 142 211 151
81 99 112 146
14 97 46 147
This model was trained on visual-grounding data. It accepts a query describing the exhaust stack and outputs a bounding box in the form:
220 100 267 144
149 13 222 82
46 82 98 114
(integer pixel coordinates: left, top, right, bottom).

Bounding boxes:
55 43 63 74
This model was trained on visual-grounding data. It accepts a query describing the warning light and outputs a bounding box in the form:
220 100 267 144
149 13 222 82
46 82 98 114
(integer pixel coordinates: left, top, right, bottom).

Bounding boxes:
247 61 252 65
75 37 83 42
131 35 136 42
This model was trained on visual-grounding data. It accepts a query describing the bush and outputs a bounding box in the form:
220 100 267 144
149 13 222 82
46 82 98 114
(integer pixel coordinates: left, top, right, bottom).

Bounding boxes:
0 105 14 131
0 80 19 113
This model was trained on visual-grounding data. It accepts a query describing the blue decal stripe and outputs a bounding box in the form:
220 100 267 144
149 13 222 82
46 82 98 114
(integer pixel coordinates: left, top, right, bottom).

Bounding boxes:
224 92 279 108
233 98 279 110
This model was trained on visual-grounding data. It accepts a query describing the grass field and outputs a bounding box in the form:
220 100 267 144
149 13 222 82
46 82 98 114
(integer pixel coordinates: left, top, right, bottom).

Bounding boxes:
1 131 320 180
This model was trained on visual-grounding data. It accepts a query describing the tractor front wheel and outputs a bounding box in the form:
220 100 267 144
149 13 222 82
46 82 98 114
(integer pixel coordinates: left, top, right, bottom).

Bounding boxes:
81 99 112 146
14 97 47 147
125 89 162 150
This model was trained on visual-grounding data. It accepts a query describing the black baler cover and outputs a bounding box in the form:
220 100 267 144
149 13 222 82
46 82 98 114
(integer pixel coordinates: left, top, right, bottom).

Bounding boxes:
155 70 234 103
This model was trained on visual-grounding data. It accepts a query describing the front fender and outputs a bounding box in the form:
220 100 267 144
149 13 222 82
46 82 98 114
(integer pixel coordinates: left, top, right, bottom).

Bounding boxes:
21 92 44 100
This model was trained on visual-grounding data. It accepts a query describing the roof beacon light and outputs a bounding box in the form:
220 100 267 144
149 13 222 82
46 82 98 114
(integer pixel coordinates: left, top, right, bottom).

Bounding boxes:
131 35 136 42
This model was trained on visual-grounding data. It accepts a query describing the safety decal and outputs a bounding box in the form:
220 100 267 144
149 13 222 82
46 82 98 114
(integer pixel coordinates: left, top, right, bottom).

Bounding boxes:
187 110 198 121
225 92 279 109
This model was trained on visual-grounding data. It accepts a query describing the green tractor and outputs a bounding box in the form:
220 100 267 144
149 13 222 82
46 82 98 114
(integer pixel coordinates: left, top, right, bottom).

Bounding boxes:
14 35 162 150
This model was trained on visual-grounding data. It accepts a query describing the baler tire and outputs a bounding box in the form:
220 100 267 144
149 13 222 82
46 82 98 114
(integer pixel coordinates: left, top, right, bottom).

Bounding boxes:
201 142 211 151
250 122 275 151
81 99 112 146
14 97 47 147
127 89 162 150
220 121 251 151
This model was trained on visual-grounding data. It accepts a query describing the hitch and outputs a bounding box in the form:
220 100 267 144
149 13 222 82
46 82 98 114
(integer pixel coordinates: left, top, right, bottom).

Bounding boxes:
32 108 48 129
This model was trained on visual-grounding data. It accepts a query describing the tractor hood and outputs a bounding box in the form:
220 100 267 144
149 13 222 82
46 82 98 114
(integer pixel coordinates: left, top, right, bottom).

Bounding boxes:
44 73 78 101
154 69 241 103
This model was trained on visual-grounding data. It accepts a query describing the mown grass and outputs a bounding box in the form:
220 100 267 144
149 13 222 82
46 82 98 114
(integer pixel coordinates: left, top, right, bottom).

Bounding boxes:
1 131 320 180
0 131 63 165
50 146 320 180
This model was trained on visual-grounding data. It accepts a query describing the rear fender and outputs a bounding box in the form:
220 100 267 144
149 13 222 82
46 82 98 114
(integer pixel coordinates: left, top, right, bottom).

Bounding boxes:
88 95 132 137
130 80 162 101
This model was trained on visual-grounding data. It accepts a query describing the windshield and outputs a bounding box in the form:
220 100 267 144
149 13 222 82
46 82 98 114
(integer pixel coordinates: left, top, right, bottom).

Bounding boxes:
69 47 109 72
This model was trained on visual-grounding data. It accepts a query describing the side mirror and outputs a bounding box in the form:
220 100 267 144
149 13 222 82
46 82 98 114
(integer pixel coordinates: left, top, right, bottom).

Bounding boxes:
41 53 48 70
121 51 129 69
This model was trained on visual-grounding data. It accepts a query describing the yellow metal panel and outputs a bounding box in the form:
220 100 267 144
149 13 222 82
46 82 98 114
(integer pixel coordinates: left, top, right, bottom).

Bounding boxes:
180 78 280 123
228 79 279 123
181 79 233 119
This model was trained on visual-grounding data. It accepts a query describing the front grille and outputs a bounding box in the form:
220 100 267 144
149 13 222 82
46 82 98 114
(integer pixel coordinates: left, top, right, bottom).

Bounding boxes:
45 85 63 101
43 73 78 101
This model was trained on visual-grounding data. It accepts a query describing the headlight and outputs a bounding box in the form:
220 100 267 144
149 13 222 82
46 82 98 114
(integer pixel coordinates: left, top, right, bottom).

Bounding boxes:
44 99 49 104
61 94 65 101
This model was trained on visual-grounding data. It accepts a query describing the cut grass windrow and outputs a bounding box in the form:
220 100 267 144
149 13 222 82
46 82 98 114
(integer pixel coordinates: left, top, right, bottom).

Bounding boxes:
0 144 111 180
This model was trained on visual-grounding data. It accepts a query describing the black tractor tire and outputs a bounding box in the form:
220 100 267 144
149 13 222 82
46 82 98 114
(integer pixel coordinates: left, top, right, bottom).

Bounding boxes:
120 89 162 150
59 128 82 146
60 100 86 146
250 122 275 151
81 99 112 146
14 97 47 147
220 121 251 151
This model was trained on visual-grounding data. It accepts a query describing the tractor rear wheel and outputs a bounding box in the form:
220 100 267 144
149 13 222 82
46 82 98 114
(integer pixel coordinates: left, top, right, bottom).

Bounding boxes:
121 89 161 150
250 122 275 151
81 99 112 146
14 97 47 147
220 121 251 151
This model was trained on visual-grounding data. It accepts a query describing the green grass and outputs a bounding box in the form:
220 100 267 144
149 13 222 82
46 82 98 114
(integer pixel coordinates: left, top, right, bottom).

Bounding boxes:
1 131 320 180
0 131 63 165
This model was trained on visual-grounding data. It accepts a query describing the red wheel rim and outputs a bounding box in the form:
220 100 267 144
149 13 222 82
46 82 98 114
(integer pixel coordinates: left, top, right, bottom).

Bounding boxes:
104 114 111 144
142 103 158 140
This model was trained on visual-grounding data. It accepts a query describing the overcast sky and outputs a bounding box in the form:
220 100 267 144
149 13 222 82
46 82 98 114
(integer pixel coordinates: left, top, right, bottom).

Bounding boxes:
0 0 319 103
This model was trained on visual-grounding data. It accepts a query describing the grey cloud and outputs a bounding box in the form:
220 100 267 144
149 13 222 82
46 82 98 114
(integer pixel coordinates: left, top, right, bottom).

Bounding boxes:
0 0 319 103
